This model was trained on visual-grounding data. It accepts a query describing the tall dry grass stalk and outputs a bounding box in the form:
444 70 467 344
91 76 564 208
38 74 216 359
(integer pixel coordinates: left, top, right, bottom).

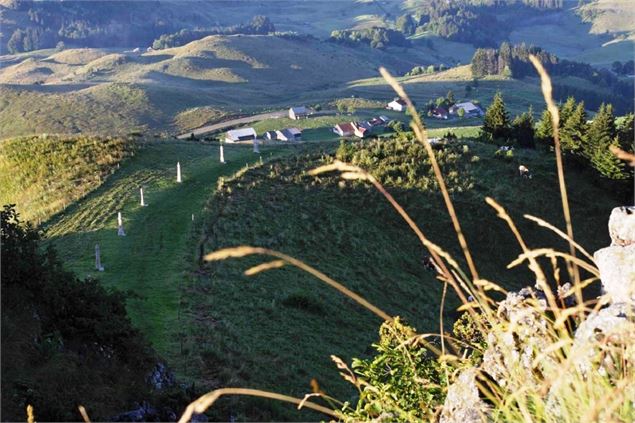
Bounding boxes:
528 54 581 301
26 405 35 423
177 388 338 423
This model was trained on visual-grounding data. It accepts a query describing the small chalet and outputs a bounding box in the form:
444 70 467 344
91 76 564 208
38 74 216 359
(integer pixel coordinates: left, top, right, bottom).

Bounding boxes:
386 98 407 112
450 102 483 117
333 122 356 137
276 127 302 141
225 127 257 143
432 106 449 120
352 121 372 138
263 131 277 140
289 106 309 120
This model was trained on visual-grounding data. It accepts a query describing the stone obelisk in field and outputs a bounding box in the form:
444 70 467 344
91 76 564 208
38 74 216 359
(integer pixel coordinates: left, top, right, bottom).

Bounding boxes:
253 138 260 153
117 211 126 236
220 145 226 164
95 243 104 271
140 187 146 206
176 162 182 183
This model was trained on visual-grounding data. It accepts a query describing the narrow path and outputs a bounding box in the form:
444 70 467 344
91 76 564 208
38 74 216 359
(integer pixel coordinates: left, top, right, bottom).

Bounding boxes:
46 141 287 363
176 109 338 139
177 110 287 139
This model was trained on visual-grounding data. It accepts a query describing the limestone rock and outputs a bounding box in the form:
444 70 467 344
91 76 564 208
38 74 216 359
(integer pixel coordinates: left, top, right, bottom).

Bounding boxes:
440 368 489 423
608 206 635 246
570 303 635 376
481 288 551 389
594 244 635 304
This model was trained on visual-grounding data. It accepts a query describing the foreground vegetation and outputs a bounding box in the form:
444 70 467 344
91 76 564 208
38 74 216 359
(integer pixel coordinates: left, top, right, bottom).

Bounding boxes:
1 205 155 421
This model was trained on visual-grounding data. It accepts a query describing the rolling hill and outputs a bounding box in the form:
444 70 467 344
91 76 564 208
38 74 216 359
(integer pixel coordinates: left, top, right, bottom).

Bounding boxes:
176 136 623 420
2 32 629 140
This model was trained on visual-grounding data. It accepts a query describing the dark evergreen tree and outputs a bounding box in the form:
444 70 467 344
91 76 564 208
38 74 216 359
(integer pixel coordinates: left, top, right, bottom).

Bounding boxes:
585 103 616 161
7 29 25 53
616 113 634 152
561 101 587 155
498 41 512 74
590 136 627 180
446 89 455 105
480 92 511 142
559 97 577 125
396 14 416 35
535 109 554 145
511 107 535 148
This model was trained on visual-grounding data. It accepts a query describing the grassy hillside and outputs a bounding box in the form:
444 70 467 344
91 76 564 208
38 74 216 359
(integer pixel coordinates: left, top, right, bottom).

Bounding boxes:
43 140 302 367
180 136 622 420
0 35 432 137
0 134 133 223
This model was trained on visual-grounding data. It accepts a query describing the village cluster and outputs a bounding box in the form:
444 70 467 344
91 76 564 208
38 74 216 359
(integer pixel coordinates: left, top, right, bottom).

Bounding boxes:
223 98 484 145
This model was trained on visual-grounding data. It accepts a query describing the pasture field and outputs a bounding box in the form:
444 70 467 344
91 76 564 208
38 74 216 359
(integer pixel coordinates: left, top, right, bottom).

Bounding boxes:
44 140 295 361
180 137 622 420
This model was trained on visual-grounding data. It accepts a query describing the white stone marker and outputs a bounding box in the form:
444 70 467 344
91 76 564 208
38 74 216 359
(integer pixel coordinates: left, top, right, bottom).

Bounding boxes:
95 243 104 271
140 187 146 206
176 162 182 183
220 145 226 164
117 211 126 236
253 138 260 153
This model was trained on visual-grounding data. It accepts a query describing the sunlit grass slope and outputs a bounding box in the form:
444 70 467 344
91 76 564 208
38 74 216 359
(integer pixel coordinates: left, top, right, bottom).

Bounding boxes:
0 134 133 223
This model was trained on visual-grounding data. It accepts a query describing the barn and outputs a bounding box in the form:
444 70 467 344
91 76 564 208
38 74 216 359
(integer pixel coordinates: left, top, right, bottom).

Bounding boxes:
289 106 309 120
225 127 257 143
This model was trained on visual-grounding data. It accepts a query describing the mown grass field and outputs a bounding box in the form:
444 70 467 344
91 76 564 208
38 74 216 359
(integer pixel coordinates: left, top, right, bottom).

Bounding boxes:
179 137 623 420
43 140 296 363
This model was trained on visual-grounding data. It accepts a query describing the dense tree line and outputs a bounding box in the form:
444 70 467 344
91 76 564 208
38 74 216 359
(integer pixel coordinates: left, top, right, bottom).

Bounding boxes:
399 0 563 47
3 1 173 53
1 205 155 420
329 27 410 49
471 42 634 114
480 93 634 181
612 60 635 76
151 16 275 50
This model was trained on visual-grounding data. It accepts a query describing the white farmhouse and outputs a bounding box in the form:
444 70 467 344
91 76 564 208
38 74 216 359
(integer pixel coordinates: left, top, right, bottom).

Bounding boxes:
386 98 407 112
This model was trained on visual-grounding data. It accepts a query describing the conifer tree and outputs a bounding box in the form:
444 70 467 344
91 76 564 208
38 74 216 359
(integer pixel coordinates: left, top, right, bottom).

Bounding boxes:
480 92 510 143
616 113 634 152
561 101 587 155
591 137 627 180
535 108 553 145
511 107 535 148
585 103 616 161
446 90 455 105
559 97 577 124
